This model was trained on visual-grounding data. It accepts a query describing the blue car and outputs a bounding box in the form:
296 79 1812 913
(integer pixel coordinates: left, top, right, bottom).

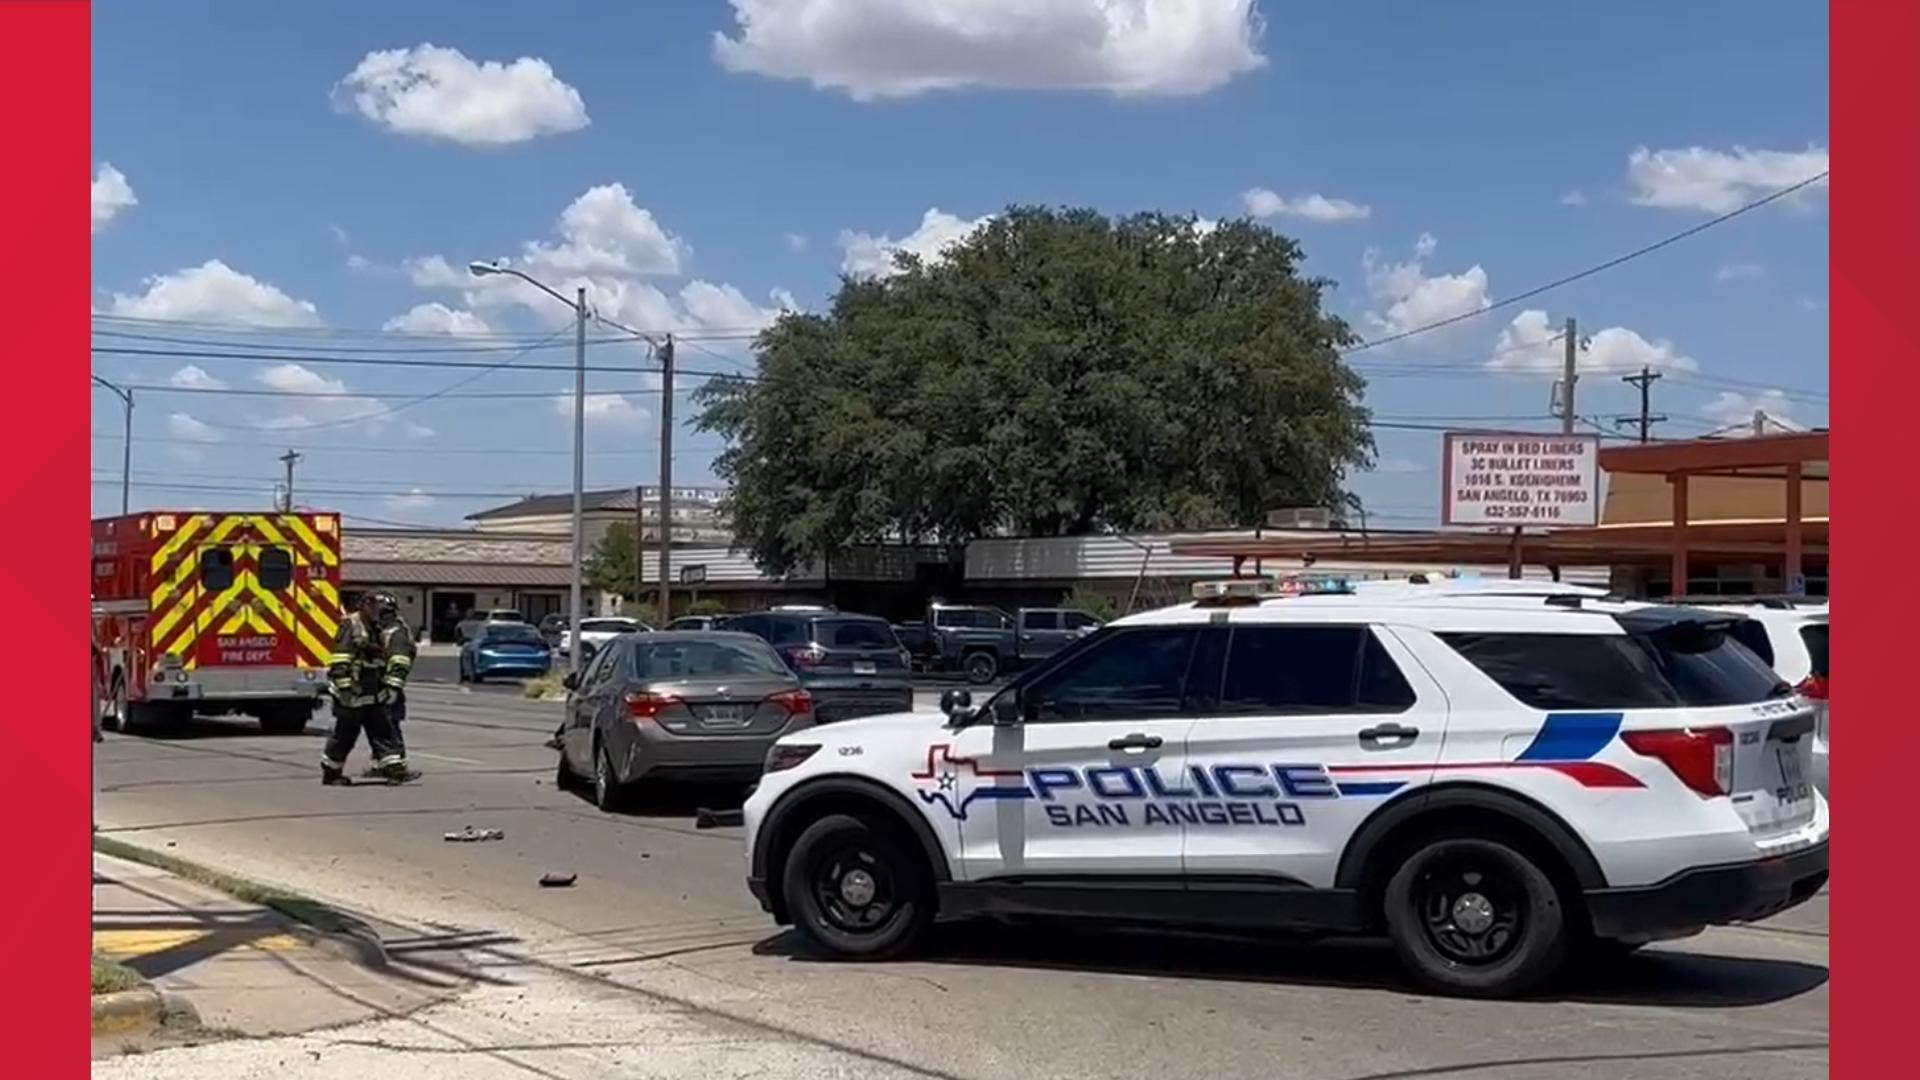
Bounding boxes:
459 621 552 683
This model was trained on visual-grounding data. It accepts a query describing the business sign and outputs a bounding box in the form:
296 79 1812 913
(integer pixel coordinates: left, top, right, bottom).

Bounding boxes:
679 563 708 586
1442 431 1601 528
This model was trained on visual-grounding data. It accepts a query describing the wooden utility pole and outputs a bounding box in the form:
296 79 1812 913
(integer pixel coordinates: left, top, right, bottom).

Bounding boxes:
656 334 675 622
1620 366 1666 443
632 484 645 615
1559 316 1578 435
279 449 302 511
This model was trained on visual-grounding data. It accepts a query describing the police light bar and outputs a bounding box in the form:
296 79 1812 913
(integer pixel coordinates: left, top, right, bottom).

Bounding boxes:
1193 575 1355 605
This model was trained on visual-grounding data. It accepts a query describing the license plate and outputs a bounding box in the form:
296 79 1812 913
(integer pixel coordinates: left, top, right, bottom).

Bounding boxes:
853 661 877 675
703 705 747 726
1775 743 1809 799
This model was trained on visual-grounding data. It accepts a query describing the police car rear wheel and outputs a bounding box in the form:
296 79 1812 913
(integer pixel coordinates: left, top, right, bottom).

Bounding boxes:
784 813 931 959
1383 837 1566 998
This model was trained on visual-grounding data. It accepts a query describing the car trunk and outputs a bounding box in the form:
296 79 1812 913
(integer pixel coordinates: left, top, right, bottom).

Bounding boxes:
1618 614 1817 840
641 677 805 737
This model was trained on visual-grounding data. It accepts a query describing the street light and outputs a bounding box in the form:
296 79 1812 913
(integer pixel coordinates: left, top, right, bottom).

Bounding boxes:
469 260 589 674
91 374 133 515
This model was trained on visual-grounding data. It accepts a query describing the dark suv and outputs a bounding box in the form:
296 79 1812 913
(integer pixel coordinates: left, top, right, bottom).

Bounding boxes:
726 610 913 722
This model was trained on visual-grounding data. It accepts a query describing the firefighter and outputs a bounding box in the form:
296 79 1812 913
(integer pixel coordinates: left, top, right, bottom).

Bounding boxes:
321 592 418 785
370 593 418 771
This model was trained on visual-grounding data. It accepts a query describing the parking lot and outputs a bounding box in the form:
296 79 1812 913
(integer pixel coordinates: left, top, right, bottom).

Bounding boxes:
93 682 1828 1079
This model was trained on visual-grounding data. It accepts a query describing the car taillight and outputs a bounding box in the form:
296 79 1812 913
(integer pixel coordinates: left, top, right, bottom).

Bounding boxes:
624 691 679 723
766 688 813 716
764 743 820 774
1796 675 1829 702
1622 727 1733 797
781 644 826 670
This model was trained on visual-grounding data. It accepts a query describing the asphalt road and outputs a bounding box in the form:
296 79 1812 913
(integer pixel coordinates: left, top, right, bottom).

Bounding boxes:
94 684 1829 1080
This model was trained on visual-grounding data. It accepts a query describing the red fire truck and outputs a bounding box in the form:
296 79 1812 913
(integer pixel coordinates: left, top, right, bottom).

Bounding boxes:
92 510 343 734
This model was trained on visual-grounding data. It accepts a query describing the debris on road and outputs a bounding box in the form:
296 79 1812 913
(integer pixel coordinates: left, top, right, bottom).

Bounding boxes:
443 826 505 843
695 808 744 829
538 872 577 888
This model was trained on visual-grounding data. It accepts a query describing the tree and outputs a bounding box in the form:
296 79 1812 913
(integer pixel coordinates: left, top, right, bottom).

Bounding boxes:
697 206 1375 576
583 523 638 599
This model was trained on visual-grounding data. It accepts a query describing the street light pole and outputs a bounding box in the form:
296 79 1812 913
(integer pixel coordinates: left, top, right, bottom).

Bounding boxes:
468 261 591 674
91 375 133 515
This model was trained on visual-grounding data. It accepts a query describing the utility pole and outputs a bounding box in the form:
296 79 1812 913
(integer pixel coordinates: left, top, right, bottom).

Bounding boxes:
570 286 587 672
632 484 645 616
657 334 675 622
1559 316 1578 435
1620 366 1666 443
279 449 302 511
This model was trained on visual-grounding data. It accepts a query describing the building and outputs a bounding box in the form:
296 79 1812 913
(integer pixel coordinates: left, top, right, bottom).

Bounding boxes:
467 486 732 546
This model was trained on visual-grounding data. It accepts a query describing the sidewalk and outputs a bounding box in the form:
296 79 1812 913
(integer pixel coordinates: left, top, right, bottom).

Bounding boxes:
92 851 458 1054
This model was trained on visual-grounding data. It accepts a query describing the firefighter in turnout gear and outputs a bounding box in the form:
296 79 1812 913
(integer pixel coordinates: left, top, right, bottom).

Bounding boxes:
321 592 419 785
367 595 418 776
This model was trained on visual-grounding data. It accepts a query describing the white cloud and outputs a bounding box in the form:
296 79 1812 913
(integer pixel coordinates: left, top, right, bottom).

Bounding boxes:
518 183 686 277
384 489 436 511
165 412 221 443
92 164 137 233
329 224 350 246
1241 188 1370 223
333 43 589 147
785 232 809 252
1361 234 1489 342
168 365 227 391
1626 144 1829 214
382 302 492 336
679 281 794 334
255 363 390 430
1487 309 1698 376
403 421 437 440
714 0 1266 101
402 255 466 287
553 389 650 429
839 207 992 278
1703 389 1798 427
1559 189 1588 207
1797 296 1822 312
108 260 322 327
1715 262 1764 282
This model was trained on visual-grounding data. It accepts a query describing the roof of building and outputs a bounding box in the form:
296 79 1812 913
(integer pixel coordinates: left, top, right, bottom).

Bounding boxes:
467 486 728 521
345 561 577 587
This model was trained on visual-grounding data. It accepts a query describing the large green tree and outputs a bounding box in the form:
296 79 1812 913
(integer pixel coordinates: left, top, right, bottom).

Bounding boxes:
697 206 1375 575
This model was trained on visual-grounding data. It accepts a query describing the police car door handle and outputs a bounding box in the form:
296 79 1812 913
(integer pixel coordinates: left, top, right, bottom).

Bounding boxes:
1357 723 1419 749
1108 733 1163 752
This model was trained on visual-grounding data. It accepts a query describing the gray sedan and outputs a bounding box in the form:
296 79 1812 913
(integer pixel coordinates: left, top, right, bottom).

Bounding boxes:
556 631 816 811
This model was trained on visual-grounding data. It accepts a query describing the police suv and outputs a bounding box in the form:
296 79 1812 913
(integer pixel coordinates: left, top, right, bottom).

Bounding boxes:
741 577 1829 997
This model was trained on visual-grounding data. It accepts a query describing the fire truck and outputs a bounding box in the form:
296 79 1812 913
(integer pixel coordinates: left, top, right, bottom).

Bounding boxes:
92 510 343 734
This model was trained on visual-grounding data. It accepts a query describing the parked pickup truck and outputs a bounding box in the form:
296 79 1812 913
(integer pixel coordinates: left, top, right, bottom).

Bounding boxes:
926 604 1104 684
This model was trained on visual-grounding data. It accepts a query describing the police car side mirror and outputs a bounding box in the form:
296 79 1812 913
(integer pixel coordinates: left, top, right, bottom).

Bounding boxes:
939 688 972 719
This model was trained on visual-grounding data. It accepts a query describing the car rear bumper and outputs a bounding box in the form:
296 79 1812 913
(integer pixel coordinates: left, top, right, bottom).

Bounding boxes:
1584 840 1829 941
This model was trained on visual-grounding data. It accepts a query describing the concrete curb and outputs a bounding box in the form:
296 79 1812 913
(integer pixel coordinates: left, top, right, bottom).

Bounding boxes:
91 986 199 1038
297 915 391 970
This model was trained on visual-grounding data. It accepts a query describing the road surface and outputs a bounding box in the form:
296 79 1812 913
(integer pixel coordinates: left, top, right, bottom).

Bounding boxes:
93 683 1829 1079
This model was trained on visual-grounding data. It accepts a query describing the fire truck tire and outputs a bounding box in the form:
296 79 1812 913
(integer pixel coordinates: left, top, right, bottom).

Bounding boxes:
259 705 311 736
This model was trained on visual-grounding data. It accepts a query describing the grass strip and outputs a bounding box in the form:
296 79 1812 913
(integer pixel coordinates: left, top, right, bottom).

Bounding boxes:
91 953 144 996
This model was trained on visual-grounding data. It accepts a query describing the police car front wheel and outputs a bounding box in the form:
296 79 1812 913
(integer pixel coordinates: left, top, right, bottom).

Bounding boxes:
1382 836 1568 998
782 813 933 959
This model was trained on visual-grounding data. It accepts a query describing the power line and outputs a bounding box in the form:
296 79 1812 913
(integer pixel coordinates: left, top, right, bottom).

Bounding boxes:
89 431 728 455
106 382 691 401
89 311 769 342
89 344 758 384
1342 169 1830 355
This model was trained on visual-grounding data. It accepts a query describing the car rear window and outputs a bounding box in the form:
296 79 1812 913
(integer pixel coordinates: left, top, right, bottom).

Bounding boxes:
1441 621 1787 709
581 619 634 632
484 624 543 644
631 638 788 679
814 618 899 649
1800 622 1828 677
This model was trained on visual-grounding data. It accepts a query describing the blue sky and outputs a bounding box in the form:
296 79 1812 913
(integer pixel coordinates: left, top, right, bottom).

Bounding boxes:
90 1 1830 529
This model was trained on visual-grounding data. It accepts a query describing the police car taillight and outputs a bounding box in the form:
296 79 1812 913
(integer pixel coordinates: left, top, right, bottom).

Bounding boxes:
1622 728 1733 797
1796 674 1829 702
764 743 820 774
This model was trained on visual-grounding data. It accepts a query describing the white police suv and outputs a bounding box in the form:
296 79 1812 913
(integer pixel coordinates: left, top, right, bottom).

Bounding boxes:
741 577 1829 997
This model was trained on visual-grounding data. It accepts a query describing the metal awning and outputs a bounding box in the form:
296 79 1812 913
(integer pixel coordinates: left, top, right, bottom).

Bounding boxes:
344 561 573 588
